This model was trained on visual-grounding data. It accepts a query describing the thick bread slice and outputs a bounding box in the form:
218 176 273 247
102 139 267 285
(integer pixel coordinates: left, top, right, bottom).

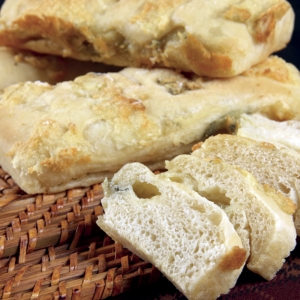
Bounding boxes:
162 155 296 280
1 56 300 194
0 46 121 90
97 162 247 300
237 113 300 152
192 134 300 234
0 0 294 78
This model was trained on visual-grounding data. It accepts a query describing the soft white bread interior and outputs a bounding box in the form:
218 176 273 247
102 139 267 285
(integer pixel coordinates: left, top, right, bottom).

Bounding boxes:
0 46 121 90
97 163 247 300
1 56 300 194
192 134 300 235
0 0 294 78
161 155 296 280
236 113 300 152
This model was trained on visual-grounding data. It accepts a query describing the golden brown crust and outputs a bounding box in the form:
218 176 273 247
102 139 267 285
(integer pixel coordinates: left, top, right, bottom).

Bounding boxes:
181 34 233 77
218 246 248 271
263 184 297 215
223 1 291 43
224 7 252 23
0 0 294 77
242 55 300 85
252 2 290 43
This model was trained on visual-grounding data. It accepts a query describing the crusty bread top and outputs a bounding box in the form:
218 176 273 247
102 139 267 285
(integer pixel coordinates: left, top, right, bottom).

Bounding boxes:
97 162 246 300
0 56 300 194
0 0 294 77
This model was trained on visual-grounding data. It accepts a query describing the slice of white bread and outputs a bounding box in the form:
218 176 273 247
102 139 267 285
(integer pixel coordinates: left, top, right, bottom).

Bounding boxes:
161 155 296 280
192 134 300 235
237 113 300 152
97 162 247 300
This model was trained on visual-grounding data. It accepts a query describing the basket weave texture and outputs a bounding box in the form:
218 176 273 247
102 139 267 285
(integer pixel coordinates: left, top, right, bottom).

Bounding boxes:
0 167 161 299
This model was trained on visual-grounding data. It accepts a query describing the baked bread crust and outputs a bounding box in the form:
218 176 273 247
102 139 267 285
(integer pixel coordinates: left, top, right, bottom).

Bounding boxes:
0 0 294 77
0 56 300 194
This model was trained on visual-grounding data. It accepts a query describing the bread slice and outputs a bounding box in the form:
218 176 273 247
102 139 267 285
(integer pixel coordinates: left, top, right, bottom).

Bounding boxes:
0 0 294 77
97 162 246 300
192 134 300 235
236 113 300 152
0 46 121 90
162 155 296 280
1 56 300 194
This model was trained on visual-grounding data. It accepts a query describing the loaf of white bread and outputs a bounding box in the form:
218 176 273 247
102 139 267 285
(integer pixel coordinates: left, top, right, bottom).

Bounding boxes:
97 162 247 300
0 0 294 78
192 133 300 235
0 56 300 194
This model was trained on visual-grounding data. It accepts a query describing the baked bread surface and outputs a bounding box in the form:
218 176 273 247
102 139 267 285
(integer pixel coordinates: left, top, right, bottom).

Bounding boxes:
0 0 294 77
0 56 300 194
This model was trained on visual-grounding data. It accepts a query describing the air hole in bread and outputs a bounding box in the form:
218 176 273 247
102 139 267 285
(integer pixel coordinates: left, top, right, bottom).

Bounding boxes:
151 233 157 242
168 174 198 191
207 211 223 226
194 241 200 254
168 175 183 184
132 181 161 199
278 182 291 195
189 203 206 214
168 255 175 264
197 186 231 207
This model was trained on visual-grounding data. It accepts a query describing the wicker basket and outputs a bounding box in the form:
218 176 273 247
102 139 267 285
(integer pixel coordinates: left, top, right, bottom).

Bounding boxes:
0 166 299 300
0 167 161 299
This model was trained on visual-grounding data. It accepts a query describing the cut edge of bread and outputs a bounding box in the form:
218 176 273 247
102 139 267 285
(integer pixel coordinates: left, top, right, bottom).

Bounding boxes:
97 162 247 300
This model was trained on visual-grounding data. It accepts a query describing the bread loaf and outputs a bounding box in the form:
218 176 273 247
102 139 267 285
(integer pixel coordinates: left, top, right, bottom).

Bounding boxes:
0 0 294 77
0 56 300 194
161 154 296 280
97 162 247 300
192 134 300 235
